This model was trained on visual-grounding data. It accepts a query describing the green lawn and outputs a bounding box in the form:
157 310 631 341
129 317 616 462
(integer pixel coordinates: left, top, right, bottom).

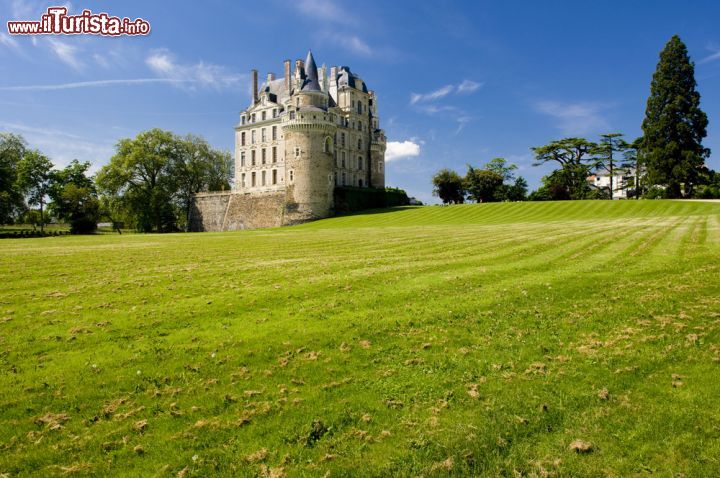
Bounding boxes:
1 200 719 477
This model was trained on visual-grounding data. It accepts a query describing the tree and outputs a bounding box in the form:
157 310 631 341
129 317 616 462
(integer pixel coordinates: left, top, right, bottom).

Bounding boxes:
621 138 644 199
529 170 572 201
593 133 629 200
0 133 27 224
485 157 517 183
641 35 709 198
96 129 232 232
505 176 528 202
531 138 596 199
17 150 54 231
432 169 465 204
50 160 100 234
96 129 180 232
464 166 504 203
171 134 232 231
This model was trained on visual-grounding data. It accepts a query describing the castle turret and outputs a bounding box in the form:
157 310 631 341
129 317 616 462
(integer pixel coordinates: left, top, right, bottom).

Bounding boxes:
282 51 337 221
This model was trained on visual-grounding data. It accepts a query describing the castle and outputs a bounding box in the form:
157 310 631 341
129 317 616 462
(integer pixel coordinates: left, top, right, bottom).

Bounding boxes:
189 51 387 231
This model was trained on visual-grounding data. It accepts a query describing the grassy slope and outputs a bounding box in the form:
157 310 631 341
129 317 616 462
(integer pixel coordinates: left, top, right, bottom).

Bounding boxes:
1 200 719 477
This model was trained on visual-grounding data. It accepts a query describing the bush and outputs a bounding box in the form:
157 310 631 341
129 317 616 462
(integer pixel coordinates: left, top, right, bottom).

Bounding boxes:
334 187 410 214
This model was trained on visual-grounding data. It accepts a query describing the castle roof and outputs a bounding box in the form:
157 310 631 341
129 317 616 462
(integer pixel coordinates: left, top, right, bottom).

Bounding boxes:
301 50 321 92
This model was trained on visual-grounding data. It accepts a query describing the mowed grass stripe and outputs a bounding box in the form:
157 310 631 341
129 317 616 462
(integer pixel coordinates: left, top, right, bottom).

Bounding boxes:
1 200 719 477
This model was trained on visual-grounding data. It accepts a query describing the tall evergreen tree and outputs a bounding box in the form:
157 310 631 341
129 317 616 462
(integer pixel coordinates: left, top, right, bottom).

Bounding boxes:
641 35 709 198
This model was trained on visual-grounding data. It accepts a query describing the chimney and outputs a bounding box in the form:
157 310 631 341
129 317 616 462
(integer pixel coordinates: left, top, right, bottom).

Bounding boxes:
251 69 258 103
284 59 291 91
295 59 305 81
267 72 275 83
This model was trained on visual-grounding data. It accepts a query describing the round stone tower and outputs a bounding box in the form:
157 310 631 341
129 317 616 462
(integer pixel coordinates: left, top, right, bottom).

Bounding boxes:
282 51 337 222
370 130 386 189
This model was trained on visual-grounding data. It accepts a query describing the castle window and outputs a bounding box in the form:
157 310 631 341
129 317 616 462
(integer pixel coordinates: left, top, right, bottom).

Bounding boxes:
273 108 278 118
251 130 256 144
289 170 294 183
335 172 338 185
251 172 256 187
261 170 266 186
357 102 362 114
357 139 362 149
251 113 256 123
240 152 245 167
341 132 346 147
262 148 266 165
272 126 277 140
272 146 277 163
261 128 266 142
342 172 346 186
272 169 277 185
358 178 363 187
341 151 346 168
289 111 296 120
241 173 246 188
358 121 362 131
323 136 333 153
241 115 246 125
261 111 266 121
294 147 301 158
241 132 246 146
251 150 256 166
358 156 363 170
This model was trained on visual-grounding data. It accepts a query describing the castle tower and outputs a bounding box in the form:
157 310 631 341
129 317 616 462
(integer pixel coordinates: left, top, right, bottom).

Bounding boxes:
282 51 338 221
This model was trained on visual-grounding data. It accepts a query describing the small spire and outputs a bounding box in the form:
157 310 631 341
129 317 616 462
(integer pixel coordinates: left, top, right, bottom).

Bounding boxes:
302 50 321 92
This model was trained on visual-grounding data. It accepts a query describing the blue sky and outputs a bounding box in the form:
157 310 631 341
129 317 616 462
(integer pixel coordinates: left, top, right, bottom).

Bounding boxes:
2 0 720 203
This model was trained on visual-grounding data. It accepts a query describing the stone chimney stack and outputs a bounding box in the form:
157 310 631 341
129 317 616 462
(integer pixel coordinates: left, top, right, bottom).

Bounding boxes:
294 59 305 85
267 72 275 82
284 60 291 91
251 69 258 103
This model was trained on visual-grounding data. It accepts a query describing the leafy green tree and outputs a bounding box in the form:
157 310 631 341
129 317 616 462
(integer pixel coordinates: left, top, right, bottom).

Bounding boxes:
465 166 504 203
171 134 232 231
17 150 54 231
49 160 100 234
592 133 629 200
531 138 596 199
505 177 528 202
641 35 709 198
485 158 517 183
528 170 572 201
96 129 180 232
432 169 465 204
0 133 27 224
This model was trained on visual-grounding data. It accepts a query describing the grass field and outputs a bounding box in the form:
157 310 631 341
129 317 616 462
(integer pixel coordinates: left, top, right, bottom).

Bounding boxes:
1 200 719 477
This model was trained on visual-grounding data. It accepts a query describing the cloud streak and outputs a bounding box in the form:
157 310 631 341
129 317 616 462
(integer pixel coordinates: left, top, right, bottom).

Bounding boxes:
534 100 611 135
0 78 194 91
145 49 246 90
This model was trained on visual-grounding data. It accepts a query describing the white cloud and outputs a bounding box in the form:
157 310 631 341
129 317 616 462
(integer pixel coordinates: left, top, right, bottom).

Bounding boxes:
145 49 246 90
0 120 113 169
294 0 348 24
699 47 720 64
47 37 83 70
0 78 193 91
534 100 610 135
0 32 21 50
386 140 421 162
410 85 454 105
457 79 482 94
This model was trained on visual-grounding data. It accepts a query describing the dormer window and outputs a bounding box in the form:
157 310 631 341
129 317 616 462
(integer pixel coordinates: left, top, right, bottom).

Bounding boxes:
262 111 266 121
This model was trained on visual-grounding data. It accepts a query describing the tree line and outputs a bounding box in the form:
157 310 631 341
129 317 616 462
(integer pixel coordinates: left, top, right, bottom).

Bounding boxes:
433 35 718 203
0 129 232 234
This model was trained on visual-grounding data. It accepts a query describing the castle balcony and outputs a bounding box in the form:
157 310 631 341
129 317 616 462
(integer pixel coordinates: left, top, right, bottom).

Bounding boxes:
281 111 337 134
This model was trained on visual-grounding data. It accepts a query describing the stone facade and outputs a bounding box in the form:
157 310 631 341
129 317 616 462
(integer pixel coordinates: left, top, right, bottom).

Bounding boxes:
189 51 386 232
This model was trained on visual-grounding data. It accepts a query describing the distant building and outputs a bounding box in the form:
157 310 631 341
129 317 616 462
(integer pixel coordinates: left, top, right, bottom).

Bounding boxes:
588 168 637 199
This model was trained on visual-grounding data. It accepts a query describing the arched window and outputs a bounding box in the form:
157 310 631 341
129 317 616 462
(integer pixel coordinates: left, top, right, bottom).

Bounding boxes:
323 136 333 153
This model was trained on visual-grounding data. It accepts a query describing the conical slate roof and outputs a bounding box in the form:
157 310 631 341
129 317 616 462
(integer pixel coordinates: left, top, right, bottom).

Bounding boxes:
301 50 321 92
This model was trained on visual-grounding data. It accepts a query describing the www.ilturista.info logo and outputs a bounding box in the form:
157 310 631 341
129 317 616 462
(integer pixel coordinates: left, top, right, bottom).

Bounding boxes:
7 7 150 36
